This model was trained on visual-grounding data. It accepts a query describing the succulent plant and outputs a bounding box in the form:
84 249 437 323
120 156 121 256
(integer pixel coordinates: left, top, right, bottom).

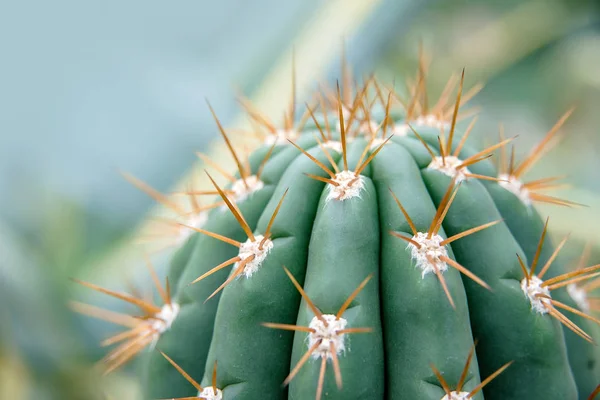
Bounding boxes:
73 55 600 399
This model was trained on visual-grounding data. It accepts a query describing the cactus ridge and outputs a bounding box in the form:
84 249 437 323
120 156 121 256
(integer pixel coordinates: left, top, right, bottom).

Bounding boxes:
73 54 600 400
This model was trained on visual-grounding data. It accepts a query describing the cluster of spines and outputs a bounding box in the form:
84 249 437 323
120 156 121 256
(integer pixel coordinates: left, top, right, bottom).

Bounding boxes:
72 52 600 399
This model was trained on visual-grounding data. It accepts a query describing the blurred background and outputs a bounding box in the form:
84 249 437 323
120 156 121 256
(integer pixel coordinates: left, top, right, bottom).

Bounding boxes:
1 0 599 398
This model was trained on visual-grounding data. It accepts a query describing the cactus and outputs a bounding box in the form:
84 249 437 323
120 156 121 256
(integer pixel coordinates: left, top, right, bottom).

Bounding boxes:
72 56 600 400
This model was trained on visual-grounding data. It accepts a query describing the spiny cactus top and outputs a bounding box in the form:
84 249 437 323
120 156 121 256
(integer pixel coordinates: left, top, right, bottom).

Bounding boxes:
73 55 600 400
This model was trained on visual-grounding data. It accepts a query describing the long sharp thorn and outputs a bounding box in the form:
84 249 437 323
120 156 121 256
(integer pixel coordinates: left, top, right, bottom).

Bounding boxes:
336 327 373 334
447 69 465 154
282 266 326 325
433 261 455 309
165 277 171 304
538 234 569 279
121 172 186 216
389 189 418 235
205 171 255 242
437 136 446 165
264 189 289 241
508 145 516 175
305 173 339 186
530 217 549 277
159 351 203 392
212 360 218 395
190 256 241 285
336 274 373 318
314 135 340 173
283 340 322 386
71 279 161 315
287 139 336 178
69 302 140 328
336 82 349 171
179 223 241 247
383 90 393 137
457 341 478 391
430 363 451 396
468 361 513 397
307 102 327 142
318 93 332 140
261 323 315 333
460 137 515 169
206 100 249 183
440 220 502 246
256 143 277 180
548 307 593 342
513 107 574 178
464 173 506 182
101 327 146 347
498 123 507 172
517 253 530 283
409 124 437 160
528 193 584 207
551 299 600 326
316 356 327 400
543 264 600 287
428 179 458 238
441 256 491 290
433 185 461 236
330 342 343 389
196 152 236 183
389 231 421 248
433 73 458 116
204 256 254 303
549 272 600 291
142 253 169 305
453 116 478 157
355 135 393 175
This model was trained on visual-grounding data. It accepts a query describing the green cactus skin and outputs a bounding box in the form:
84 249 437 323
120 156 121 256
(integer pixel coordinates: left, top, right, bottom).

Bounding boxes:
411 123 600 400
74 69 600 400
142 136 307 398
467 154 600 400
142 98 600 398
372 142 482 399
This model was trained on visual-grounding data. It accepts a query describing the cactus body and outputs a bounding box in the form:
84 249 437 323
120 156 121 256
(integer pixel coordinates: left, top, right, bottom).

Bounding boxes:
75 67 600 400
140 111 599 399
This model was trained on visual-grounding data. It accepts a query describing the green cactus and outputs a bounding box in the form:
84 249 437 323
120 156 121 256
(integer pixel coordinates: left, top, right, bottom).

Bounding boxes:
73 59 600 400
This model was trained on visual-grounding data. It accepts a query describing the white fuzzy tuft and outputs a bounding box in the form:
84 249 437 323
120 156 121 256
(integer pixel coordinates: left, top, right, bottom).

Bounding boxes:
177 212 208 245
391 123 410 137
428 155 470 182
392 115 450 137
414 114 450 131
358 120 379 136
308 314 347 360
407 232 449 278
198 387 223 400
441 391 471 400
567 283 591 314
149 302 180 348
152 302 180 334
321 140 343 153
498 173 531 206
228 175 264 205
264 128 299 146
521 275 552 314
326 170 364 202
236 235 273 278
